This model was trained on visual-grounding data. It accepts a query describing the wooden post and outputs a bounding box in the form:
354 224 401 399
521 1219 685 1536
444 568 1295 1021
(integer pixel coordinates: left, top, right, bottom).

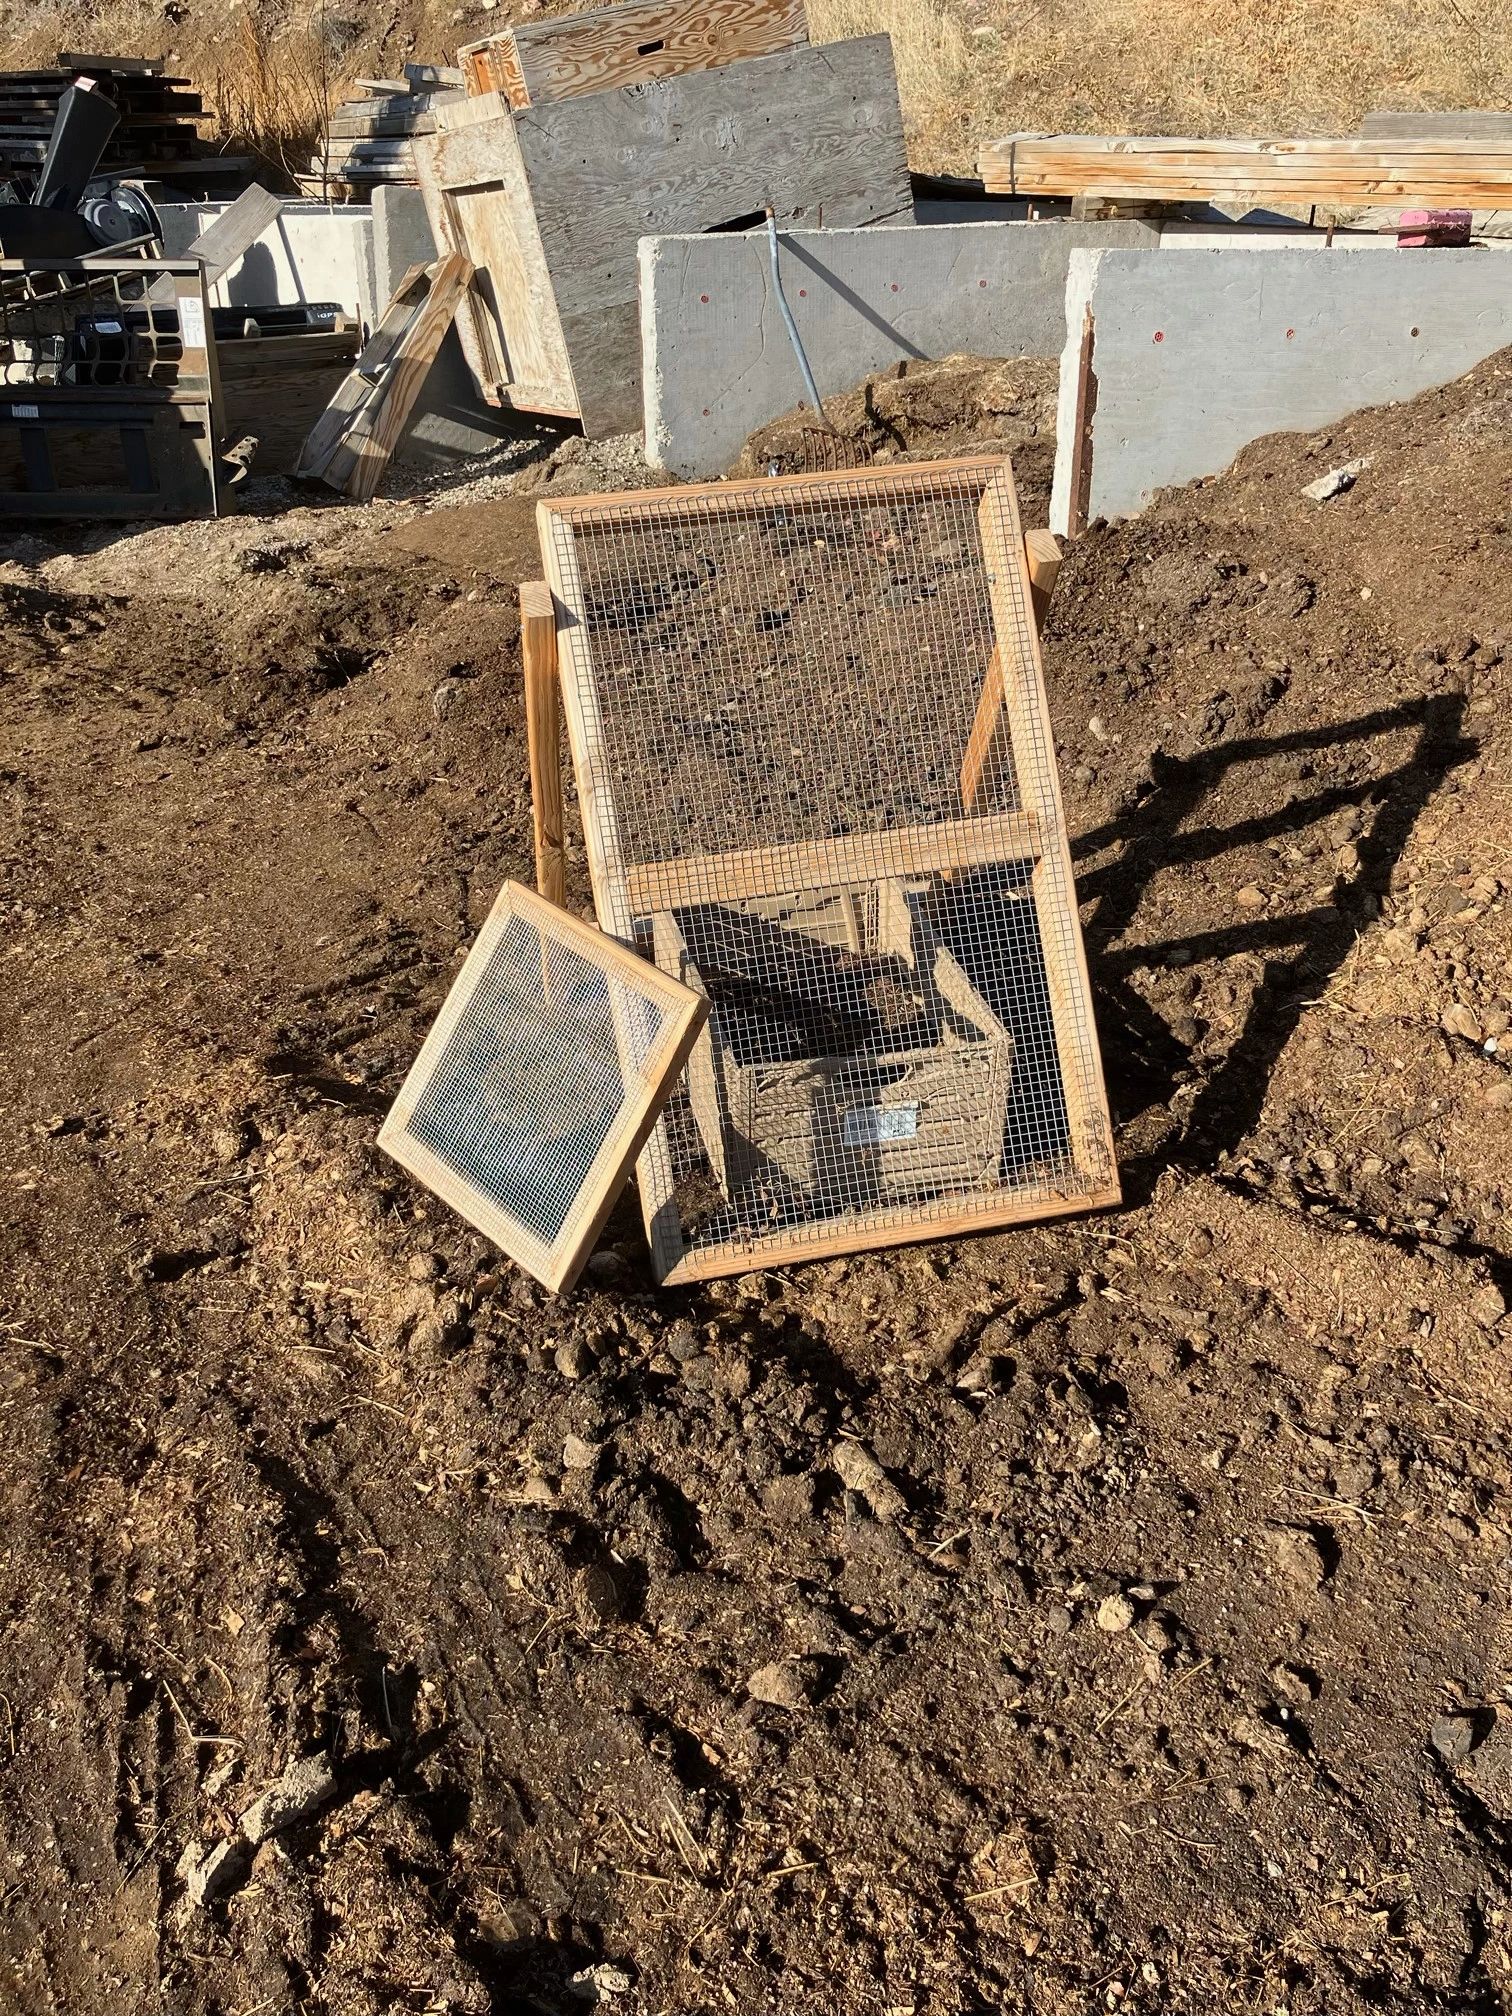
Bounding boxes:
959 527 1063 815
1065 304 1096 540
977 472 1115 1187
520 579 565 908
1024 527 1063 634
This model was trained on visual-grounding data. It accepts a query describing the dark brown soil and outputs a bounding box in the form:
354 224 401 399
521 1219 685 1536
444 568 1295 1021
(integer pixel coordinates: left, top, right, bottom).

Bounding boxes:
2 351 1511 2016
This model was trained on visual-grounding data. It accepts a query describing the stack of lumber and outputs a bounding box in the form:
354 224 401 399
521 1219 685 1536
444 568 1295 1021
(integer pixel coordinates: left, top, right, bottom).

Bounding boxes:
978 131 1512 209
460 0 806 108
0 52 212 184
1359 111 1512 144
300 65 463 199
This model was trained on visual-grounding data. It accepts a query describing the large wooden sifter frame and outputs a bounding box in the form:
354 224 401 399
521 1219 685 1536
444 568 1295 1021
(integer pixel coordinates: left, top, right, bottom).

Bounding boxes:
380 879 708 1293
537 456 1119 1283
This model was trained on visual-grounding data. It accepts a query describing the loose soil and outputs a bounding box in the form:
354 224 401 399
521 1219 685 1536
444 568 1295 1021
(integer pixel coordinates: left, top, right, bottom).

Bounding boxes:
2 353 1511 2016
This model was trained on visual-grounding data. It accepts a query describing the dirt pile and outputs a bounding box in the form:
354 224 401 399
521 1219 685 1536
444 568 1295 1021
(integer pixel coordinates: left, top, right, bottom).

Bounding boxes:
735 354 1058 490
1 354 1511 2016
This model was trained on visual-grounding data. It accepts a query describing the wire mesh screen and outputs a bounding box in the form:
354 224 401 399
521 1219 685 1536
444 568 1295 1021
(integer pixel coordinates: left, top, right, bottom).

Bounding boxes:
539 457 1118 1284
380 881 707 1292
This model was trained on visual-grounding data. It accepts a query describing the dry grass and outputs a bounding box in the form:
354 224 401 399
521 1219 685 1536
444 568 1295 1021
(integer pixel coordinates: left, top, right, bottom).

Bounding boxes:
201 11 335 190
808 0 1512 172
3 0 1511 182
0 0 341 190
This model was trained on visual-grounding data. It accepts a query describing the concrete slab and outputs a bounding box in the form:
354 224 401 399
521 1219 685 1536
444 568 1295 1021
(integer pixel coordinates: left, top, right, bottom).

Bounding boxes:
640 218 1158 478
155 199 378 326
1050 246 1512 534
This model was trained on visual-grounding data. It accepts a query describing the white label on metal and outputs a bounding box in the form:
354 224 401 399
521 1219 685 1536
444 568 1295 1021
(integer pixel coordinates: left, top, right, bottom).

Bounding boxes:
178 296 207 350
843 1103 919 1147
95 319 122 335
8 403 38 420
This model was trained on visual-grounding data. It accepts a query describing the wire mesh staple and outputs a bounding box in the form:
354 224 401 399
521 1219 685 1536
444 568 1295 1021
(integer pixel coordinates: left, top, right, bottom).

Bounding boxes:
539 457 1119 1284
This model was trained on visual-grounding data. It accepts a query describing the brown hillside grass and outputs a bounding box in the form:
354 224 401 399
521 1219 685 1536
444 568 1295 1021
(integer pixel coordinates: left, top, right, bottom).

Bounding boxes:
202 12 334 189
1 0 1510 177
808 0 1512 171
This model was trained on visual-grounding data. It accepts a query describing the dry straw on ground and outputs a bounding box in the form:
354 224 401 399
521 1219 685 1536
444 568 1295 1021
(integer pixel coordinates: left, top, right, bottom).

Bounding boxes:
808 0 1512 170
0 0 1510 178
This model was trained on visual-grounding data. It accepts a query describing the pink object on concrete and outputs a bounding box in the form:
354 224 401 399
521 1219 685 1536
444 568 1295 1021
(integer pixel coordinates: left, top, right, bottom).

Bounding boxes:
1396 208 1473 247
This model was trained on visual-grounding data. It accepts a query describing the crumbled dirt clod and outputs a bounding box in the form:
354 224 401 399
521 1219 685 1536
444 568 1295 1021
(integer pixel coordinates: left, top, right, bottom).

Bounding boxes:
239 1753 337 1846
1096 1592 1137 1633
831 1438 908 1518
1431 1714 1477 1763
746 1660 811 1710
1266 1527 1329 1591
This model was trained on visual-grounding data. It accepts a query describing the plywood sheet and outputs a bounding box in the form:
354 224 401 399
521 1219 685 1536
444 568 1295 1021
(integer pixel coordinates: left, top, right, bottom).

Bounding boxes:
516 32 910 434
414 104 577 413
463 0 808 108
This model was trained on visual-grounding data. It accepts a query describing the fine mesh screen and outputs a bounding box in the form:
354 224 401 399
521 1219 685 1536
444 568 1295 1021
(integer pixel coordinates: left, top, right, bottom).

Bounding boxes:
539 458 1118 1284
381 881 707 1292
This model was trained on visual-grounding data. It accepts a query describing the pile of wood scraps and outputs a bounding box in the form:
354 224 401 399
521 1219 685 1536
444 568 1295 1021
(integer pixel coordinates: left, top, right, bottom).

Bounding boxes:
300 65 463 199
295 253 472 498
980 130 1512 211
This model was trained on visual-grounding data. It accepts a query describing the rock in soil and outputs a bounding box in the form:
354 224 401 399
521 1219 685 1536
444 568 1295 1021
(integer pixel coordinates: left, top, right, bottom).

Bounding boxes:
831 1438 908 1519
1096 1592 1137 1633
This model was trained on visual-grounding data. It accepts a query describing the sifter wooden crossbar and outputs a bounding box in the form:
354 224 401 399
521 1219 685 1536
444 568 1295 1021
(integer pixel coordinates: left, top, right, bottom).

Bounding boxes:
536 456 1118 1284
379 880 708 1292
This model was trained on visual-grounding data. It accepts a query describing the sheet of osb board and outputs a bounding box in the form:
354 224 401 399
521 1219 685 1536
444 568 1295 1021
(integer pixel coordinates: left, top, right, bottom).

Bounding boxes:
380 880 707 1293
537 458 1117 1281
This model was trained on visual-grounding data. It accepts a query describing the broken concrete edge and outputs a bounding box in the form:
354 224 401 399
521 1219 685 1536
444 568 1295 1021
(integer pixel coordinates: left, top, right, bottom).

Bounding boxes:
1048 246 1100 539
639 218 1160 480
1049 244 1512 534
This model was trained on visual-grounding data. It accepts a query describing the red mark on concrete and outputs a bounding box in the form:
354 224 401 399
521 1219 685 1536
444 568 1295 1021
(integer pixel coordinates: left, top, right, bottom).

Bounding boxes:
1286 328 1295 339
699 293 710 304
1153 330 1164 343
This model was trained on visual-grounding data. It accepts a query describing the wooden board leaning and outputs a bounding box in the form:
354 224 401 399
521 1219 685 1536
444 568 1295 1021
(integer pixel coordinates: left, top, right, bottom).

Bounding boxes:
461 0 808 107
295 253 472 500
